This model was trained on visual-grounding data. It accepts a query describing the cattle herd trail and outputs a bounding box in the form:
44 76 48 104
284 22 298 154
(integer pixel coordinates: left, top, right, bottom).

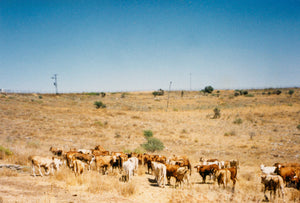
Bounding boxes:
0 89 299 202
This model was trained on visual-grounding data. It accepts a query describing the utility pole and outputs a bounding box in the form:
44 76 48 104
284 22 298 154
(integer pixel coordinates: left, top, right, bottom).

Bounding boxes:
51 74 58 94
166 81 172 111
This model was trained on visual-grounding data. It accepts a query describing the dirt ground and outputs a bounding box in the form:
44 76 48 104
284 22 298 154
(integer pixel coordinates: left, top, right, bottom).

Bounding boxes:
0 89 299 202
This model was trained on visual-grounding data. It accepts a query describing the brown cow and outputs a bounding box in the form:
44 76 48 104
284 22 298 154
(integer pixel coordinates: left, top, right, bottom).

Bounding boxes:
227 167 238 190
165 164 180 185
72 152 95 171
275 166 297 185
94 145 106 151
195 164 219 183
95 155 113 174
49 146 64 156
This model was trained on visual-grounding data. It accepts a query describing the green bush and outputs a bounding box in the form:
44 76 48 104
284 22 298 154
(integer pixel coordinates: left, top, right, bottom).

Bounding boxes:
141 137 165 152
143 130 153 138
297 125 300 130
0 145 13 156
288 89 294 96
94 101 106 109
203 86 214 94
152 89 164 97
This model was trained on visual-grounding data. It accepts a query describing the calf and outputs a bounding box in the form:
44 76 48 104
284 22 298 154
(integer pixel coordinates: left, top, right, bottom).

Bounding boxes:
195 164 219 183
261 174 285 201
151 162 167 188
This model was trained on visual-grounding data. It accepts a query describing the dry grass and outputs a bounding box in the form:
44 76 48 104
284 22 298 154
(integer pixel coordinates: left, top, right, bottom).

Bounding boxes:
0 89 300 202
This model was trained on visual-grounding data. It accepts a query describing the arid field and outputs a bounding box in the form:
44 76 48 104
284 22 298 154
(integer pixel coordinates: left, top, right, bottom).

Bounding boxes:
0 88 299 202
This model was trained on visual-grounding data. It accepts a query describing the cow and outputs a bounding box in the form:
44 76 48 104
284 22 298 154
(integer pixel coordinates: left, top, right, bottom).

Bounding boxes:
49 146 64 156
94 145 106 151
77 149 92 155
151 162 167 188
128 157 139 175
214 168 232 189
174 167 190 188
30 156 62 177
95 155 113 175
65 151 78 168
275 166 298 186
261 174 285 201
194 164 219 183
229 160 240 169
72 152 95 171
227 167 238 191
111 155 124 173
73 159 86 176
121 159 135 182
92 149 110 156
260 164 276 175
165 164 180 185
170 155 192 175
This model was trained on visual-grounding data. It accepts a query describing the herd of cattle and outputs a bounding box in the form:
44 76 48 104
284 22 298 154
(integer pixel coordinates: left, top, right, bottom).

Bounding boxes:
28 145 300 201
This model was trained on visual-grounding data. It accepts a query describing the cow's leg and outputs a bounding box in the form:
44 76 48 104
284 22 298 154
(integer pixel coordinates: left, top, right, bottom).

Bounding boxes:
32 164 36 177
38 165 43 177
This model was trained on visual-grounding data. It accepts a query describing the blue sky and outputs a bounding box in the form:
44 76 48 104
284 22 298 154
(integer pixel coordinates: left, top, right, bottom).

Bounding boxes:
1 0 299 93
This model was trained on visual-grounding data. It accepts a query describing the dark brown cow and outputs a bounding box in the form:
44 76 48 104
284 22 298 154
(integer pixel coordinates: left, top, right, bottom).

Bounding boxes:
165 164 180 185
194 164 219 183
275 166 297 185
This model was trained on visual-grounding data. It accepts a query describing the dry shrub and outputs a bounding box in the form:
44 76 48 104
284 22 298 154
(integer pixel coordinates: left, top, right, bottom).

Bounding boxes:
289 189 300 202
118 181 137 197
0 168 18 177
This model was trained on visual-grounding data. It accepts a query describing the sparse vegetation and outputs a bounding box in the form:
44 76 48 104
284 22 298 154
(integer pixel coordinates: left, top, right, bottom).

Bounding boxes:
297 124 300 130
94 101 106 109
0 145 13 157
143 130 153 138
233 118 243 124
152 89 164 97
212 107 221 119
288 89 294 96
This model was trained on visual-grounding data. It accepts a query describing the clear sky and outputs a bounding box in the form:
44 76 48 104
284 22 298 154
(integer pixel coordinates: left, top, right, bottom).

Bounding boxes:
1 0 300 93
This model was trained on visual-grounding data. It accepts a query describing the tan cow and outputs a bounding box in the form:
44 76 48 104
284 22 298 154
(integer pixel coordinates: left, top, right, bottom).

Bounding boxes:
261 174 285 201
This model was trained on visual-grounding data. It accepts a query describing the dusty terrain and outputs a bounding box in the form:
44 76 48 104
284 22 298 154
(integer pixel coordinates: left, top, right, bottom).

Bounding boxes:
0 89 299 202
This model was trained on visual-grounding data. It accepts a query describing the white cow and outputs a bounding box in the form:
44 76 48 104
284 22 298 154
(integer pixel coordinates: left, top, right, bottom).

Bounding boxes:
122 160 135 182
151 162 167 188
260 164 276 175
31 156 62 177
128 157 139 175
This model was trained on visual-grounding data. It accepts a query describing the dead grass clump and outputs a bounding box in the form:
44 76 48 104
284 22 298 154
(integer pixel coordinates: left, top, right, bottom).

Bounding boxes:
0 168 18 177
118 181 137 197
224 131 236 136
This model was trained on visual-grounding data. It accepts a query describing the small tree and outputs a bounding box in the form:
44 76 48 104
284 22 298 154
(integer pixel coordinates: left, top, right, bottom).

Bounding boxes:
152 89 164 97
141 137 165 152
203 86 214 94
288 89 294 96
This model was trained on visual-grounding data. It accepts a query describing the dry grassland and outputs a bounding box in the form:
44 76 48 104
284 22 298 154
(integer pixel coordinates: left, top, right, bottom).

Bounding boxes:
0 89 300 202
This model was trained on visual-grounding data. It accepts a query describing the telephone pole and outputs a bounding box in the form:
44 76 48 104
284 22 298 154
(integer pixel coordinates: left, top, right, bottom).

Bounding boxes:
51 74 58 94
